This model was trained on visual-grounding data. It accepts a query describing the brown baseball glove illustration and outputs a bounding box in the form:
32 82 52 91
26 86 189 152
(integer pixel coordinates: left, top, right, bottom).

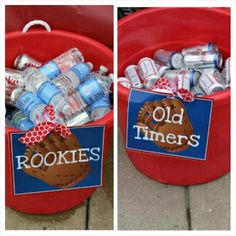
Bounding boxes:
137 98 194 152
23 133 91 188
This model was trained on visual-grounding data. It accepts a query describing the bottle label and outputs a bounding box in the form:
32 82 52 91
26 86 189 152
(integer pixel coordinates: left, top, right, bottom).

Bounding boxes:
79 79 104 105
9 125 105 195
37 82 61 104
126 89 213 161
39 61 61 80
16 92 42 115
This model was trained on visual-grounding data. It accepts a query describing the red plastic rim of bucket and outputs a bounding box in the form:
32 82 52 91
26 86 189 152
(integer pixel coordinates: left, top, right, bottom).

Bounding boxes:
118 8 230 107
5 29 113 214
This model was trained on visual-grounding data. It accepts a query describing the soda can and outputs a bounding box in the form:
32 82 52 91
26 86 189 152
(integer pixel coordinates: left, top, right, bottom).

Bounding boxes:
200 68 225 85
198 72 225 95
5 68 24 87
14 54 42 71
183 51 223 69
223 57 230 87
164 69 201 87
154 61 170 76
181 43 218 55
124 65 143 88
153 49 184 69
117 77 132 89
177 75 191 91
191 85 206 97
138 57 160 88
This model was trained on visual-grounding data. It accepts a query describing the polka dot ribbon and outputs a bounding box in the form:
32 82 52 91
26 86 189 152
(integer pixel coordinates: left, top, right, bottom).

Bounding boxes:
151 77 194 102
19 105 71 147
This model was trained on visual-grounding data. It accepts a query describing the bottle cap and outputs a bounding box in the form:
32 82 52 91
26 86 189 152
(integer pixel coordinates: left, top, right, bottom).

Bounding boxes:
99 65 109 74
87 62 93 70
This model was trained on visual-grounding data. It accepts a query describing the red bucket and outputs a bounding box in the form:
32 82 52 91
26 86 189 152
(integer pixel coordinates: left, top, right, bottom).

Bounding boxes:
6 29 113 214
118 8 230 185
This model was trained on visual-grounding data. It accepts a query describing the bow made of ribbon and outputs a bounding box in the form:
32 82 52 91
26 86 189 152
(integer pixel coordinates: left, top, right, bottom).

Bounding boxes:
19 105 71 146
151 77 194 102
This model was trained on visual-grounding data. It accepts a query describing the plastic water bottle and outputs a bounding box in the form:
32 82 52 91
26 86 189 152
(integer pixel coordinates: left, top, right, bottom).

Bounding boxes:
86 65 109 80
37 81 72 121
12 88 49 125
52 62 93 94
90 96 111 121
39 48 84 80
23 67 49 92
78 73 113 105
11 110 34 131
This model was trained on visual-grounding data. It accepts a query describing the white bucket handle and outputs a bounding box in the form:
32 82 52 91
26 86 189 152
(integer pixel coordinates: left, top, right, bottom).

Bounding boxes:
22 20 52 33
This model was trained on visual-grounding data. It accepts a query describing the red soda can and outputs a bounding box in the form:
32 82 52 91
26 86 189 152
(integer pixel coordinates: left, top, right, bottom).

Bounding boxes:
124 65 143 88
138 57 159 88
178 75 191 91
118 77 132 89
5 68 24 87
14 54 42 71
153 49 184 69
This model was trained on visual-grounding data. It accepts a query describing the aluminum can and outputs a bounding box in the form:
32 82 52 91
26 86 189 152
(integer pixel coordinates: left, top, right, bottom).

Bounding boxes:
153 49 184 69
177 75 191 91
191 86 206 97
117 77 132 89
183 51 223 69
182 43 218 55
14 54 42 71
5 68 24 87
124 65 143 88
200 68 225 85
198 72 225 95
223 57 230 87
155 61 170 76
164 69 201 87
138 57 160 88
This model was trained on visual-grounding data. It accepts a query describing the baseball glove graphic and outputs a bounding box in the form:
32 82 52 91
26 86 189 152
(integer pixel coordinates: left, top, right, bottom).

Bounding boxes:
137 98 194 152
23 133 91 188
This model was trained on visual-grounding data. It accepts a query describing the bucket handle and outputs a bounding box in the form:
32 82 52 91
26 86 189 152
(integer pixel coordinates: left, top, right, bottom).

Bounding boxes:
22 20 52 33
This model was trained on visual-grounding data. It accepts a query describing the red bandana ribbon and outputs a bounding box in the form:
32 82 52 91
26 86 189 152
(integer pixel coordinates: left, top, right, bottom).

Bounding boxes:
19 105 71 146
150 77 194 102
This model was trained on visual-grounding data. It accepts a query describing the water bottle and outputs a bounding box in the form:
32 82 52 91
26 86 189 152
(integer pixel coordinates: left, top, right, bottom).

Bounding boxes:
90 96 111 121
39 48 84 80
37 81 72 121
52 62 93 94
11 110 34 131
12 88 49 125
23 67 48 92
78 73 113 105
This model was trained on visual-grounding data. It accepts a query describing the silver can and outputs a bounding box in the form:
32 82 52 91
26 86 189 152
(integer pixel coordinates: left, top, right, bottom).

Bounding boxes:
200 68 225 85
182 43 218 55
178 75 191 91
164 69 201 87
117 77 132 89
222 57 230 87
124 65 143 88
14 54 42 71
191 85 206 97
155 61 170 76
5 68 24 87
138 57 160 88
198 72 225 95
183 51 223 69
153 49 183 69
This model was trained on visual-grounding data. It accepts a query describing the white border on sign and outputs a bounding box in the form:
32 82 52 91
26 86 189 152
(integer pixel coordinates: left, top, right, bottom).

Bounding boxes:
126 88 214 161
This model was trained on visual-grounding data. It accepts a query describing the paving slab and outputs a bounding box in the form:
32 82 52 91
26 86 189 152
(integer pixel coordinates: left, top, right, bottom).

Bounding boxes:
88 188 113 230
118 130 188 230
6 203 86 230
189 174 230 230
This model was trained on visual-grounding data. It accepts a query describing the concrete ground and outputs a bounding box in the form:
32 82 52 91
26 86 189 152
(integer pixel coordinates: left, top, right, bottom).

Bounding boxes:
118 130 230 230
6 144 113 230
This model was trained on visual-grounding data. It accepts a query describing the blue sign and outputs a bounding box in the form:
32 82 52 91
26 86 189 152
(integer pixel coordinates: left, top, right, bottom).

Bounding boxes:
10 125 105 195
126 89 213 160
